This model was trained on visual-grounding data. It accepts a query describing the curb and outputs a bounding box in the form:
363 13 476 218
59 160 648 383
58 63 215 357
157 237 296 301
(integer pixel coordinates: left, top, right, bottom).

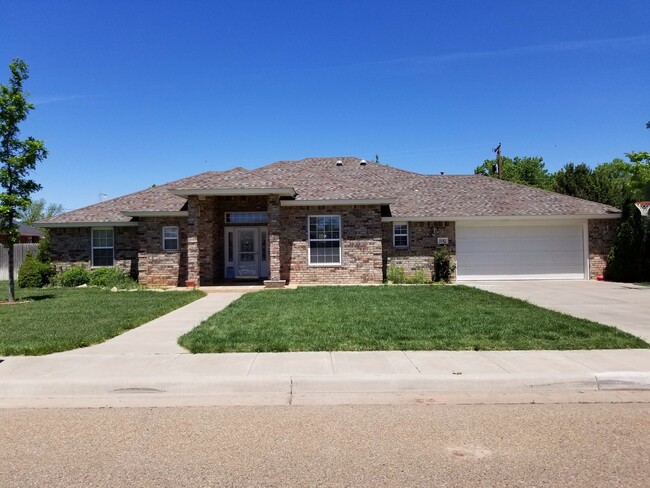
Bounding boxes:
2 371 649 408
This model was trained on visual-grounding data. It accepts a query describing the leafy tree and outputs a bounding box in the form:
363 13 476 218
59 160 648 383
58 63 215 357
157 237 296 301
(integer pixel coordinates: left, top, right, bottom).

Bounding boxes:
18 198 64 224
553 163 621 207
475 156 553 190
0 59 47 302
625 151 650 200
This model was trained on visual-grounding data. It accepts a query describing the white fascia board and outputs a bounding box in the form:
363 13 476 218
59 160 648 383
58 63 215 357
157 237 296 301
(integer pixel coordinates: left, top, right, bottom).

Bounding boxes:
122 211 189 217
168 188 296 197
381 214 621 222
282 199 393 207
35 221 139 228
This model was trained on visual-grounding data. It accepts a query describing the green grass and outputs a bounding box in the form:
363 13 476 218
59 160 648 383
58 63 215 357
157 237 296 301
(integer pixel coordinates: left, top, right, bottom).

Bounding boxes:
0 282 205 355
179 285 648 353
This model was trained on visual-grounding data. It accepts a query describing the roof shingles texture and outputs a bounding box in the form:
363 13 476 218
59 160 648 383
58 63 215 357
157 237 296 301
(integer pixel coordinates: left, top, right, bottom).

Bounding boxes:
40 157 620 224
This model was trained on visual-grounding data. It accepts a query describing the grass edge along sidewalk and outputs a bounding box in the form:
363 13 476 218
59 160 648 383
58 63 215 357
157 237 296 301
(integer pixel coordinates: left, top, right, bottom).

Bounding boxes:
0 283 205 356
179 285 648 353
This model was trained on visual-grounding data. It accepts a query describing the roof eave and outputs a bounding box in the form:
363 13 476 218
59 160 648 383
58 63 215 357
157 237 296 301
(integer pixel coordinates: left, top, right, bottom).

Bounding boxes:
122 211 189 217
382 213 622 222
281 198 393 207
35 221 139 228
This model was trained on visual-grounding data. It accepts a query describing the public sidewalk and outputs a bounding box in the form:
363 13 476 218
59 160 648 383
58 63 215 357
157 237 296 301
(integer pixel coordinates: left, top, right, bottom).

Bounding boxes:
1 292 649 408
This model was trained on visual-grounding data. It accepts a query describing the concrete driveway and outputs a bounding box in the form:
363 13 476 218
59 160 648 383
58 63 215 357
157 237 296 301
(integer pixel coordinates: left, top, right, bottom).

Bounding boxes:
462 280 650 343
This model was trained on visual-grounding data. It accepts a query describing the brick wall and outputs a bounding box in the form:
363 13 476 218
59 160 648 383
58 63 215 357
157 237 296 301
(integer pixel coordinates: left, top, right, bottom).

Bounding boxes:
50 226 138 278
213 195 268 281
588 218 618 279
137 217 188 286
186 195 272 284
279 205 383 284
382 221 456 280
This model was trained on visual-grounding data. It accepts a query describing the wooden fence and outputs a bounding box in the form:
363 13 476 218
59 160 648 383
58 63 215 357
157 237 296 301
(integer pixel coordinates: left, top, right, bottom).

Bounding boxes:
0 243 39 280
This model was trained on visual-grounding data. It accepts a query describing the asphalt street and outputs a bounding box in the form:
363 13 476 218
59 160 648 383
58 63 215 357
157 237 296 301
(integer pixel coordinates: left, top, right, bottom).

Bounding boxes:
2 402 649 487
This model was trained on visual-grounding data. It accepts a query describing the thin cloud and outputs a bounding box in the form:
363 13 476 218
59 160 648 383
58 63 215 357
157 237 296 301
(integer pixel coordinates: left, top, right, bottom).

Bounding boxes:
359 35 650 69
32 94 93 105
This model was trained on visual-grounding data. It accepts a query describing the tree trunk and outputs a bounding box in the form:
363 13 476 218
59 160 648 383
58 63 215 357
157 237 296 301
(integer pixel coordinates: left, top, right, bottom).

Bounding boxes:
8 243 15 302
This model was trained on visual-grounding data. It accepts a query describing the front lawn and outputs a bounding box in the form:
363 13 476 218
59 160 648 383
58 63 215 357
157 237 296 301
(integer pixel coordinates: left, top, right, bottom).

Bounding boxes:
0 282 205 355
179 286 648 352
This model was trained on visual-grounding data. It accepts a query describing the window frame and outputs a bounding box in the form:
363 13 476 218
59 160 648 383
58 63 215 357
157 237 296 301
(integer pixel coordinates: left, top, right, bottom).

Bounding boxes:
91 227 115 267
307 215 342 266
393 222 409 248
224 212 269 225
162 226 180 252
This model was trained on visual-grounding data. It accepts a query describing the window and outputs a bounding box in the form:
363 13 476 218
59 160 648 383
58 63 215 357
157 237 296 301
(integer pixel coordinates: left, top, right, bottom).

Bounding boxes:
225 212 268 224
227 231 234 262
92 228 114 267
163 226 179 251
261 230 267 263
393 223 409 248
308 215 341 265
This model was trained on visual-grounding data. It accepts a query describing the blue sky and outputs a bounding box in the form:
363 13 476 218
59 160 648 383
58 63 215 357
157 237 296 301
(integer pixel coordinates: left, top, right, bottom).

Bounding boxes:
3 0 649 211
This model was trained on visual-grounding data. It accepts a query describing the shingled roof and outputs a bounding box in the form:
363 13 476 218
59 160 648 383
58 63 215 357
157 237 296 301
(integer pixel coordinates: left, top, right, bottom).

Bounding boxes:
38 157 620 225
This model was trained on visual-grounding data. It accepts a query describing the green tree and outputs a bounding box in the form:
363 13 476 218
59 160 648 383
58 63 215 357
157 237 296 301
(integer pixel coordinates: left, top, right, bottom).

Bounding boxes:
553 162 621 207
475 156 553 190
0 59 47 302
604 201 648 282
18 198 64 224
625 151 650 201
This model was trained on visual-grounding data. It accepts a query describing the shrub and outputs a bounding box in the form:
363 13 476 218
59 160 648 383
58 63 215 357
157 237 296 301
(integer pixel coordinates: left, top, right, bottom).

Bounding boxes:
18 253 54 288
89 267 137 289
58 266 91 287
36 230 52 263
386 265 406 284
433 247 456 283
406 269 431 284
604 201 649 282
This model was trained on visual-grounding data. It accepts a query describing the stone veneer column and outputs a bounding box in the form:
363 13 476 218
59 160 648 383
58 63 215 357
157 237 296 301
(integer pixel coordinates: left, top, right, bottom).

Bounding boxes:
186 197 200 286
264 194 286 288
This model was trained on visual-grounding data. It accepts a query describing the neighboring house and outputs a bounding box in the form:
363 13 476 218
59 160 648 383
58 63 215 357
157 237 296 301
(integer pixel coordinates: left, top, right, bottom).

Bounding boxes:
37 157 620 287
0 223 44 245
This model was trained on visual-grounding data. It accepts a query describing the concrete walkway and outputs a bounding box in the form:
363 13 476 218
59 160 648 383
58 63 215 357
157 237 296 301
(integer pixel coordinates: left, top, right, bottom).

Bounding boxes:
1 288 649 408
59 293 244 355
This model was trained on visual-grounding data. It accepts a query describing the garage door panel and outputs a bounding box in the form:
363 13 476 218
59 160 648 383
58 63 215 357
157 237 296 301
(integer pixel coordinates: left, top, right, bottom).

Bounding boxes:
456 224 585 280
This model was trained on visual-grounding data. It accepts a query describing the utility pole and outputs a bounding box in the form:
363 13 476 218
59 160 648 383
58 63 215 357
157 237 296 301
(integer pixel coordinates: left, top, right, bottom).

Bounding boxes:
493 143 502 179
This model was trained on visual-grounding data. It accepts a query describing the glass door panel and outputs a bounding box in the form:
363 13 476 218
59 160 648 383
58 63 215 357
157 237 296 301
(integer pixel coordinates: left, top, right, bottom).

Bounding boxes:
237 229 258 277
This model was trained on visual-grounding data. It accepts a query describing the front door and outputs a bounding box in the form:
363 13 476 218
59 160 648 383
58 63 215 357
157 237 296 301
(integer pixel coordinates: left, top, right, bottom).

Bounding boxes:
224 227 268 280
236 228 258 278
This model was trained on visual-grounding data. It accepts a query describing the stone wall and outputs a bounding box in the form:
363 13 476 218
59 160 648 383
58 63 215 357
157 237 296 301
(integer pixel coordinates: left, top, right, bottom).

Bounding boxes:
137 217 188 286
279 205 383 284
382 221 456 280
50 226 138 277
588 218 618 279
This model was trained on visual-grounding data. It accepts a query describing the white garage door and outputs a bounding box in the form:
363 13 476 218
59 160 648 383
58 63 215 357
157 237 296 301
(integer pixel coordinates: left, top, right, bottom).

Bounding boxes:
456 223 587 280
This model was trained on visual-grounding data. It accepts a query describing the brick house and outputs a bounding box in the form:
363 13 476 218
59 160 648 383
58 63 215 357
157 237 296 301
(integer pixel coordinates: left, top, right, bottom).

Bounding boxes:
37 157 620 287
0 223 44 245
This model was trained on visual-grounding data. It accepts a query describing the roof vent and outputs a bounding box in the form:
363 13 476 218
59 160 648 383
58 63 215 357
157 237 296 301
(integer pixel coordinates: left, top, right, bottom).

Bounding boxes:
336 159 343 166
360 159 367 166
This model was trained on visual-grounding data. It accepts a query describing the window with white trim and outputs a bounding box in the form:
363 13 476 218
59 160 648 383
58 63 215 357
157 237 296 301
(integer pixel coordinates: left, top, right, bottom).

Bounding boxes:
92 228 114 267
308 215 341 265
225 212 268 224
393 223 409 248
163 226 179 251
